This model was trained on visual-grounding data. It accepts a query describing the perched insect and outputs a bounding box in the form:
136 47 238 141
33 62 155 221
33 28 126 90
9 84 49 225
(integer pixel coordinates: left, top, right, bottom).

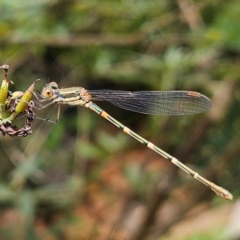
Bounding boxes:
34 81 232 200
0 64 232 199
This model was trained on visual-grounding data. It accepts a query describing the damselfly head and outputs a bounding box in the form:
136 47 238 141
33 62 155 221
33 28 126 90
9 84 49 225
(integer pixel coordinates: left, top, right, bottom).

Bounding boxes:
41 82 59 99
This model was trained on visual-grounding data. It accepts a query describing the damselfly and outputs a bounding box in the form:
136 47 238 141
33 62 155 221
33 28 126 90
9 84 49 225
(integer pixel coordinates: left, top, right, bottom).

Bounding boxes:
37 82 232 200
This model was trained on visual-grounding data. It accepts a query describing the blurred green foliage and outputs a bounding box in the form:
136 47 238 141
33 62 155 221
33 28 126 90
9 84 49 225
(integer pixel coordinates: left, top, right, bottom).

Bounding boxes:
0 0 240 239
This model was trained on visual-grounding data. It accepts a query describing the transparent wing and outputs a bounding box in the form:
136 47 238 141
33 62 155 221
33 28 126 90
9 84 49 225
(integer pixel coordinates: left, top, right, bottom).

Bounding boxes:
87 90 211 115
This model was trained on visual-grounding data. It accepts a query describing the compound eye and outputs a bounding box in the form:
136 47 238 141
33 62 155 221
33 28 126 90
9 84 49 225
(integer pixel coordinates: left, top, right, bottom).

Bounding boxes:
41 88 53 99
41 82 58 99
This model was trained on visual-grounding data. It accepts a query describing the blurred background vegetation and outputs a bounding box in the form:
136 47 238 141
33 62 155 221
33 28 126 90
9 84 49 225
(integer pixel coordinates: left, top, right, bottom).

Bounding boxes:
0 0 240 239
